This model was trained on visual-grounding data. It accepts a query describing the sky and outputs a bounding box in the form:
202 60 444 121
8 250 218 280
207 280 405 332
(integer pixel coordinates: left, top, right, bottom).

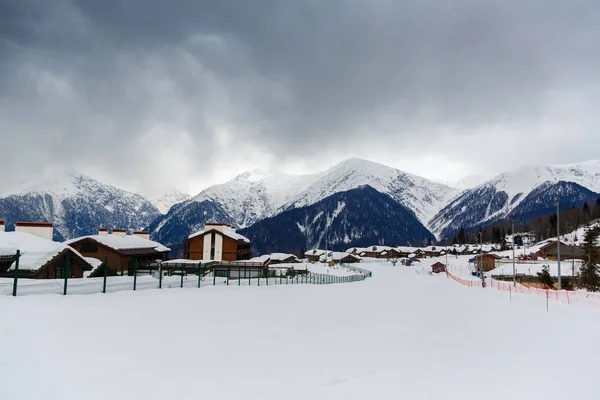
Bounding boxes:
1 0 600 197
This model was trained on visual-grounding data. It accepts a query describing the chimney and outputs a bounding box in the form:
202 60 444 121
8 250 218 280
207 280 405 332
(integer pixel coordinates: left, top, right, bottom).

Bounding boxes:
98 227 109 236
133 230 150 240
112 228 127 237
0 220 4 232
15 222 54 241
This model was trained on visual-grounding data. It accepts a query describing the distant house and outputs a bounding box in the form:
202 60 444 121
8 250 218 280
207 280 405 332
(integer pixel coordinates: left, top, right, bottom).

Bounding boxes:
431 262 446 274
268 253 299 264
537 241 584 260
0 231 94 279
66 229 170 275
325 252 361 264
183 223 251 262
472 253 502 272
305 249 326 263
422 246 444 257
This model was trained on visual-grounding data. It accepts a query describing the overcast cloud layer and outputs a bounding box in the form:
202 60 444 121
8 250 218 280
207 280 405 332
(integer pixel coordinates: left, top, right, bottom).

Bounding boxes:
1 0 599 196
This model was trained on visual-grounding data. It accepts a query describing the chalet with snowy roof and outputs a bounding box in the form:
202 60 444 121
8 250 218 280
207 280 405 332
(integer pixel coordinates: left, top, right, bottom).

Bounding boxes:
0 231 94 279
537 241 585 260
183 223 251 262
268 253 299 264
431 262 446 274
66 229 170 275
305 249 326 263
0 220 4 232
320 251 361 264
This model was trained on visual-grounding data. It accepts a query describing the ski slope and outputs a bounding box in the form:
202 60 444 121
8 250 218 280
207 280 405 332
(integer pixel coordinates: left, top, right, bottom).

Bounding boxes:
1 263 599 399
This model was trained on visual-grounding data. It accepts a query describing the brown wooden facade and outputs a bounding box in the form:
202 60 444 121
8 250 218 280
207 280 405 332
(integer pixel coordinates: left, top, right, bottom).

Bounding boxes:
183 230 251 262
68 237 169 275
431 262 446 274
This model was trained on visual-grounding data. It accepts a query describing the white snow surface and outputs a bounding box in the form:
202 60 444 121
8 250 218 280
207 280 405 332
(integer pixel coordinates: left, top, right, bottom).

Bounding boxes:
2 263 600 399
188 228 250 243
65 235 170 252
147 189 190 214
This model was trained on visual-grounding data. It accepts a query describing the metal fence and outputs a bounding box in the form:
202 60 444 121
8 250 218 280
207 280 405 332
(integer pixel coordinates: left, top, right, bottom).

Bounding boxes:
1 253 372 297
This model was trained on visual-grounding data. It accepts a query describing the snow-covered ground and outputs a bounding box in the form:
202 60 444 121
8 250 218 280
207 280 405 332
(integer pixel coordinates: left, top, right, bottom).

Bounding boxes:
2 262 600 399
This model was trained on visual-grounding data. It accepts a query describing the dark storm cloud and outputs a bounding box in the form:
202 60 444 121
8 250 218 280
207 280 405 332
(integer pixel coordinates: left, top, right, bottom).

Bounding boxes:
1 0 599 193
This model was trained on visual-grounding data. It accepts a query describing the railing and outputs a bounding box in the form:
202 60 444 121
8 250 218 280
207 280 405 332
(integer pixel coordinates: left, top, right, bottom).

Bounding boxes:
1 262 371 297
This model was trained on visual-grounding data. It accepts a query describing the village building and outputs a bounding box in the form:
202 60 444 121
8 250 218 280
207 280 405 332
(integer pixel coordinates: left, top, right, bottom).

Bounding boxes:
0 230 94 279
268 253 300 264
305 249 326 263
0 220 4 232
537 241 585 260
183 223 251 262
321 251 361 264
472 253 502 272
66 229 170 275
431 261 446 274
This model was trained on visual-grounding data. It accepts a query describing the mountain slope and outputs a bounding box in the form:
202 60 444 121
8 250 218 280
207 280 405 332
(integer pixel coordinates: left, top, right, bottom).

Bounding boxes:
430 161 600 239
239 185 435 255
281 158 459 225
148 189 190 214
0 173 161 241
150 158 459 246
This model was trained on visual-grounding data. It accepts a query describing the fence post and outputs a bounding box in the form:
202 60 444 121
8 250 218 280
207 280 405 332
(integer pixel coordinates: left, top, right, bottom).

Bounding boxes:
133 257 138 291
103 257 108 294
198 263 202 288
63 253 70 295
258 272 260 287
280 274 282 285
213 268 216 286
180 265 184 288
238 268 241 286
248 269 250 286
12 250 20 297
159 263 163 289
546 290 549 312
266 270 269 286
227 267 229 286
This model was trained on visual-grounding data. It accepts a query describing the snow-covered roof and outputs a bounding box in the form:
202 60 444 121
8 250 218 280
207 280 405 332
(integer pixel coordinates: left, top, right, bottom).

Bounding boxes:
188 228 250 243
320 252 361 262
84 257 103 268
248 255 271 263
269 253 298 261
395 246 421 253
0 232 91 271
65 235 170 253
305 249 326 256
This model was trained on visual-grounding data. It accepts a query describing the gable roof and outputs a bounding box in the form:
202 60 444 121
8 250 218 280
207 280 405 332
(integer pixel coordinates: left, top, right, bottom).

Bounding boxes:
269 253 298 261
65 235 170 253
188 228 250 243
0 232 93 271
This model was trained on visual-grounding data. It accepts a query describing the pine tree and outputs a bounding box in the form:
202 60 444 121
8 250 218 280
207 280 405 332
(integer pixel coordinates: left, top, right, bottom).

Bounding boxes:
580 226 600 291
458 227 466 245
583 202 591 223
537 266 554 288
427 237 432 246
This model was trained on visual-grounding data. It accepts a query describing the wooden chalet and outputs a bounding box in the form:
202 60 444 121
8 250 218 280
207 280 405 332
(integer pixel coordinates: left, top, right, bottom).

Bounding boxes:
472 253 502 272
0 231 94 279
66 229 170 275
537 241 584 260
305 249 326 262
431 262 446 274
183 223 251 262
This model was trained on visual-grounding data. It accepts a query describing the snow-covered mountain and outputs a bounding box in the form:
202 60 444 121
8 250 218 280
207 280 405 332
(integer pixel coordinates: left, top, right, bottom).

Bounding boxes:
149 158 459 246
0 173 161 241
240 185 435 255
444 174 489 190
430 161 600 239
281 158 459 224
148 189 190 214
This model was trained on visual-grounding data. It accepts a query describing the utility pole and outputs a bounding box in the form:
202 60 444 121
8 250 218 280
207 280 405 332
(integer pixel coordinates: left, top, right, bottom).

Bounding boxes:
478 233 485 287
445 238 449 278
512 219 516 286
556 197 561 289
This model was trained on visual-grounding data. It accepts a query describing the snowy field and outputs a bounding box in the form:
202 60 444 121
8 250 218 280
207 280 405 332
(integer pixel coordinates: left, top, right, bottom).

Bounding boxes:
2 263 600 399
